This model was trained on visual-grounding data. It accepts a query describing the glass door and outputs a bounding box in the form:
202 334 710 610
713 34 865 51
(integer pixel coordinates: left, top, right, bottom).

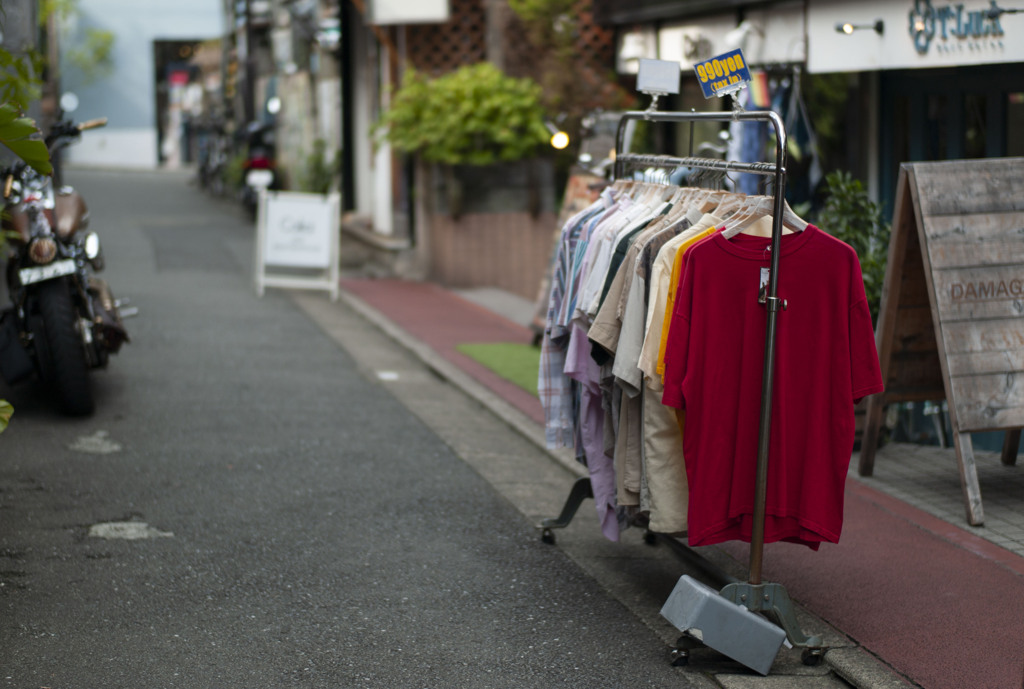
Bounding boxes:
879 65 1022 217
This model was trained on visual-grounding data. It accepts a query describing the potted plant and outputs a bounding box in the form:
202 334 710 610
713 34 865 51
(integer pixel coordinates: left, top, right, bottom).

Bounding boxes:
376 62 551 217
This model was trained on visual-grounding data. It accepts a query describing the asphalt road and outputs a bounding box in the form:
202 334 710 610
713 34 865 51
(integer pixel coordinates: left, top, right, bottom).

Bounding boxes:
0 168 718 688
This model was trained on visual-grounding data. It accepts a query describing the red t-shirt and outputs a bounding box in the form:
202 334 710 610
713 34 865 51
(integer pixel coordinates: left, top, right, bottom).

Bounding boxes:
661 224 883 549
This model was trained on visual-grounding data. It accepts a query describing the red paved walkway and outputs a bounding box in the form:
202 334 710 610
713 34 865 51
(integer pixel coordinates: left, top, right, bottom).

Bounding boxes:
340 278 1024 689
720 481 1024 689
341 279 544 426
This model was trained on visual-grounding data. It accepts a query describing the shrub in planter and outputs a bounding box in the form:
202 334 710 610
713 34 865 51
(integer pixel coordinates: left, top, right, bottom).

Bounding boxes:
376 62 550 167
296 138 340 195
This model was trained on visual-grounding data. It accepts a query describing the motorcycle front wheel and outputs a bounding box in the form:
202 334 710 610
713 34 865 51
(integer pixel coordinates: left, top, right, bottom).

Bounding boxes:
35 278 94 416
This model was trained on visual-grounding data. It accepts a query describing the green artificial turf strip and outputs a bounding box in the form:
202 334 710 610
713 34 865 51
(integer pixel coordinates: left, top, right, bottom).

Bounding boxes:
456 342 541 397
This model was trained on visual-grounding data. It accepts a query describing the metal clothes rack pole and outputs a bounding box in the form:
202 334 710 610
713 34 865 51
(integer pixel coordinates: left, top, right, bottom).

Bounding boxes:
539 107 824 665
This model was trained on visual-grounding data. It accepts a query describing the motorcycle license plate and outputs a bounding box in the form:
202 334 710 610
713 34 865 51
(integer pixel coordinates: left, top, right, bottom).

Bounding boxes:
245 169 274 187
18 259 77 286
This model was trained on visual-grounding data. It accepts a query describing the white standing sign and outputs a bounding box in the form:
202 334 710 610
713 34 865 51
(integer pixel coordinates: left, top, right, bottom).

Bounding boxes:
254 191 340 301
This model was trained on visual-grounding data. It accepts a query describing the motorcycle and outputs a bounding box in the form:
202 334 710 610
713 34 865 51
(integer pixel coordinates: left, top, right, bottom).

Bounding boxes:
239 119 280 219
0 116 131 416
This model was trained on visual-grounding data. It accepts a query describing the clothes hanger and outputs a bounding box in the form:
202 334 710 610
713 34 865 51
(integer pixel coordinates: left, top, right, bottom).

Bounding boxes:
701 189 732 214
611 179 633 196
667 186 688 205
659 187 695 223
722 195 774 235
709 191 749 222
781 199 809 231
687 167 706 189
722 195 807 238
659 183 680 203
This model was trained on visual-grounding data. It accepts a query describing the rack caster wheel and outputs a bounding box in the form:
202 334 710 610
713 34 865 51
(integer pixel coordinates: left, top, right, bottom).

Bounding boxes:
669 648 689 667
541 528 555 544
801 647 824 666
643 530 657 545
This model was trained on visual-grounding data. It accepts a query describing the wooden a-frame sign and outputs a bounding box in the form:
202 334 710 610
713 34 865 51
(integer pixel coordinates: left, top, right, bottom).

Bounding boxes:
859 159 1024 526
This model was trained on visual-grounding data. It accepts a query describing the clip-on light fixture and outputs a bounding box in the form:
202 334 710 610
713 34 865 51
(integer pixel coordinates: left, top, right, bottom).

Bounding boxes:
835 19 884 35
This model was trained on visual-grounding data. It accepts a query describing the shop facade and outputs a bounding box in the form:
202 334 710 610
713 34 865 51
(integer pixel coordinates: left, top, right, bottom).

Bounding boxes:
600 0 1024 213
598 0 1024 452
807 0 1024 214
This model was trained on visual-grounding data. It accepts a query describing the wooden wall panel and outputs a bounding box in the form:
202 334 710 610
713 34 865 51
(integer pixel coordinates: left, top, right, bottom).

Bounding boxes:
428 211 557 300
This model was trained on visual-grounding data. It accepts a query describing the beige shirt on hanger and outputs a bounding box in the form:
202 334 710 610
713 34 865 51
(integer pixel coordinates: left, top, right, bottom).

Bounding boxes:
635 212 722 534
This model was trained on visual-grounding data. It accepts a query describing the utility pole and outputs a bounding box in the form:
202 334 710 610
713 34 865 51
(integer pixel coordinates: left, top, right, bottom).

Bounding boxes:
243 0 255 124
338 1 355 211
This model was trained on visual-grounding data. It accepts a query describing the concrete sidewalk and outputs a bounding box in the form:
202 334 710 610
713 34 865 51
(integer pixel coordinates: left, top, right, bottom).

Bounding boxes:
333 277 1024 689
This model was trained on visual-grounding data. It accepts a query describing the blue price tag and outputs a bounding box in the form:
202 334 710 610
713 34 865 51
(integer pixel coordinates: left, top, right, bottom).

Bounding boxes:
693 49 751 99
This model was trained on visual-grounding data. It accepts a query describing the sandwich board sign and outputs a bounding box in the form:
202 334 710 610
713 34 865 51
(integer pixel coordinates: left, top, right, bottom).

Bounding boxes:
254 191 340 301
859 159 1024 526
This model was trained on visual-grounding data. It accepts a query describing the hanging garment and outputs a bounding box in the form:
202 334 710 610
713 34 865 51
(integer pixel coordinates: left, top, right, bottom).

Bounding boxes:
651 219 722 381
590 198 689 514
565 320 620 541
541 184 657 538
661 225 883 549
539 198 607 450
631 215 722 534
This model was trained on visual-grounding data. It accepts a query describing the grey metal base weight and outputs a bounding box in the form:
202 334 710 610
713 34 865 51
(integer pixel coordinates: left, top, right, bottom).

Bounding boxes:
720 581 825 665
539 477 826 669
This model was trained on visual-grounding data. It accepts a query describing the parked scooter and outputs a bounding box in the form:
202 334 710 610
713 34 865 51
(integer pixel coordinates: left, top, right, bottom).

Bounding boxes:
239 119 280 219
0 114 131 415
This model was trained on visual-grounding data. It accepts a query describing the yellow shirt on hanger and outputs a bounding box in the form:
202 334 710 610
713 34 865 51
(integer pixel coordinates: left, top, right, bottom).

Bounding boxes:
656 225 721 380
637 214 721 385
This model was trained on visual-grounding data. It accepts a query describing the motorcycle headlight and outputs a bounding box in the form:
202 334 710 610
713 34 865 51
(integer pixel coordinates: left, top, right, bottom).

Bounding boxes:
28 237 58 265
83 232 101 260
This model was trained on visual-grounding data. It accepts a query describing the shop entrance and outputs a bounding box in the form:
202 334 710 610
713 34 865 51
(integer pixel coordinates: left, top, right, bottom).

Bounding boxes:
879 65 1024 216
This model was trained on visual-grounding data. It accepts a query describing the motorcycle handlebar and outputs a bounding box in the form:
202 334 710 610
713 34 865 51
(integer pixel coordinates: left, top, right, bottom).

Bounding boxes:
77 118 108 132
44 117 107 149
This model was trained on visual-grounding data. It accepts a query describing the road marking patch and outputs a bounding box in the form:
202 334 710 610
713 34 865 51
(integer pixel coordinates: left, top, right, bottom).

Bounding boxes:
69 430 122 454
88 522 174 540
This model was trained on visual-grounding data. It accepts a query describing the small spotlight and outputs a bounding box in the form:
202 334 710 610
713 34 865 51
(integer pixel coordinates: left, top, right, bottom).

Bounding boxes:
835 19 884 35
545 121 570 150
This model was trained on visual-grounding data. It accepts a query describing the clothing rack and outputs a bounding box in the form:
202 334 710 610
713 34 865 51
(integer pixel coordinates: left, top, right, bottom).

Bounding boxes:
539 107 825 667
614 153 779 178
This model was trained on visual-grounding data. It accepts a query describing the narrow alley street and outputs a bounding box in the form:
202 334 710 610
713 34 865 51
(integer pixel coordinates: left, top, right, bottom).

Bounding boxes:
0 168 756 688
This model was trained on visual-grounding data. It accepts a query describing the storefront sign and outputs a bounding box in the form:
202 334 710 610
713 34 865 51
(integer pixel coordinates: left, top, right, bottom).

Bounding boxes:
368 0 450 25
807 1 1024 73
254 191 341 301
909 0 1005 55
693 49 751 99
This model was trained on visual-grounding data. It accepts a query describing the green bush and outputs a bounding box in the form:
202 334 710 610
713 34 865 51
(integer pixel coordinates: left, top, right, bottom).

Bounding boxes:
376 63 550 166
296 138 339 194
814 170 891 326
224 151 247 191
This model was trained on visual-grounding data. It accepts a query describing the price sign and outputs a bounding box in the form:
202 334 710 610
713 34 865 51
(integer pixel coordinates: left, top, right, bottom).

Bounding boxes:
637 58 681 96
693 49 751 99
